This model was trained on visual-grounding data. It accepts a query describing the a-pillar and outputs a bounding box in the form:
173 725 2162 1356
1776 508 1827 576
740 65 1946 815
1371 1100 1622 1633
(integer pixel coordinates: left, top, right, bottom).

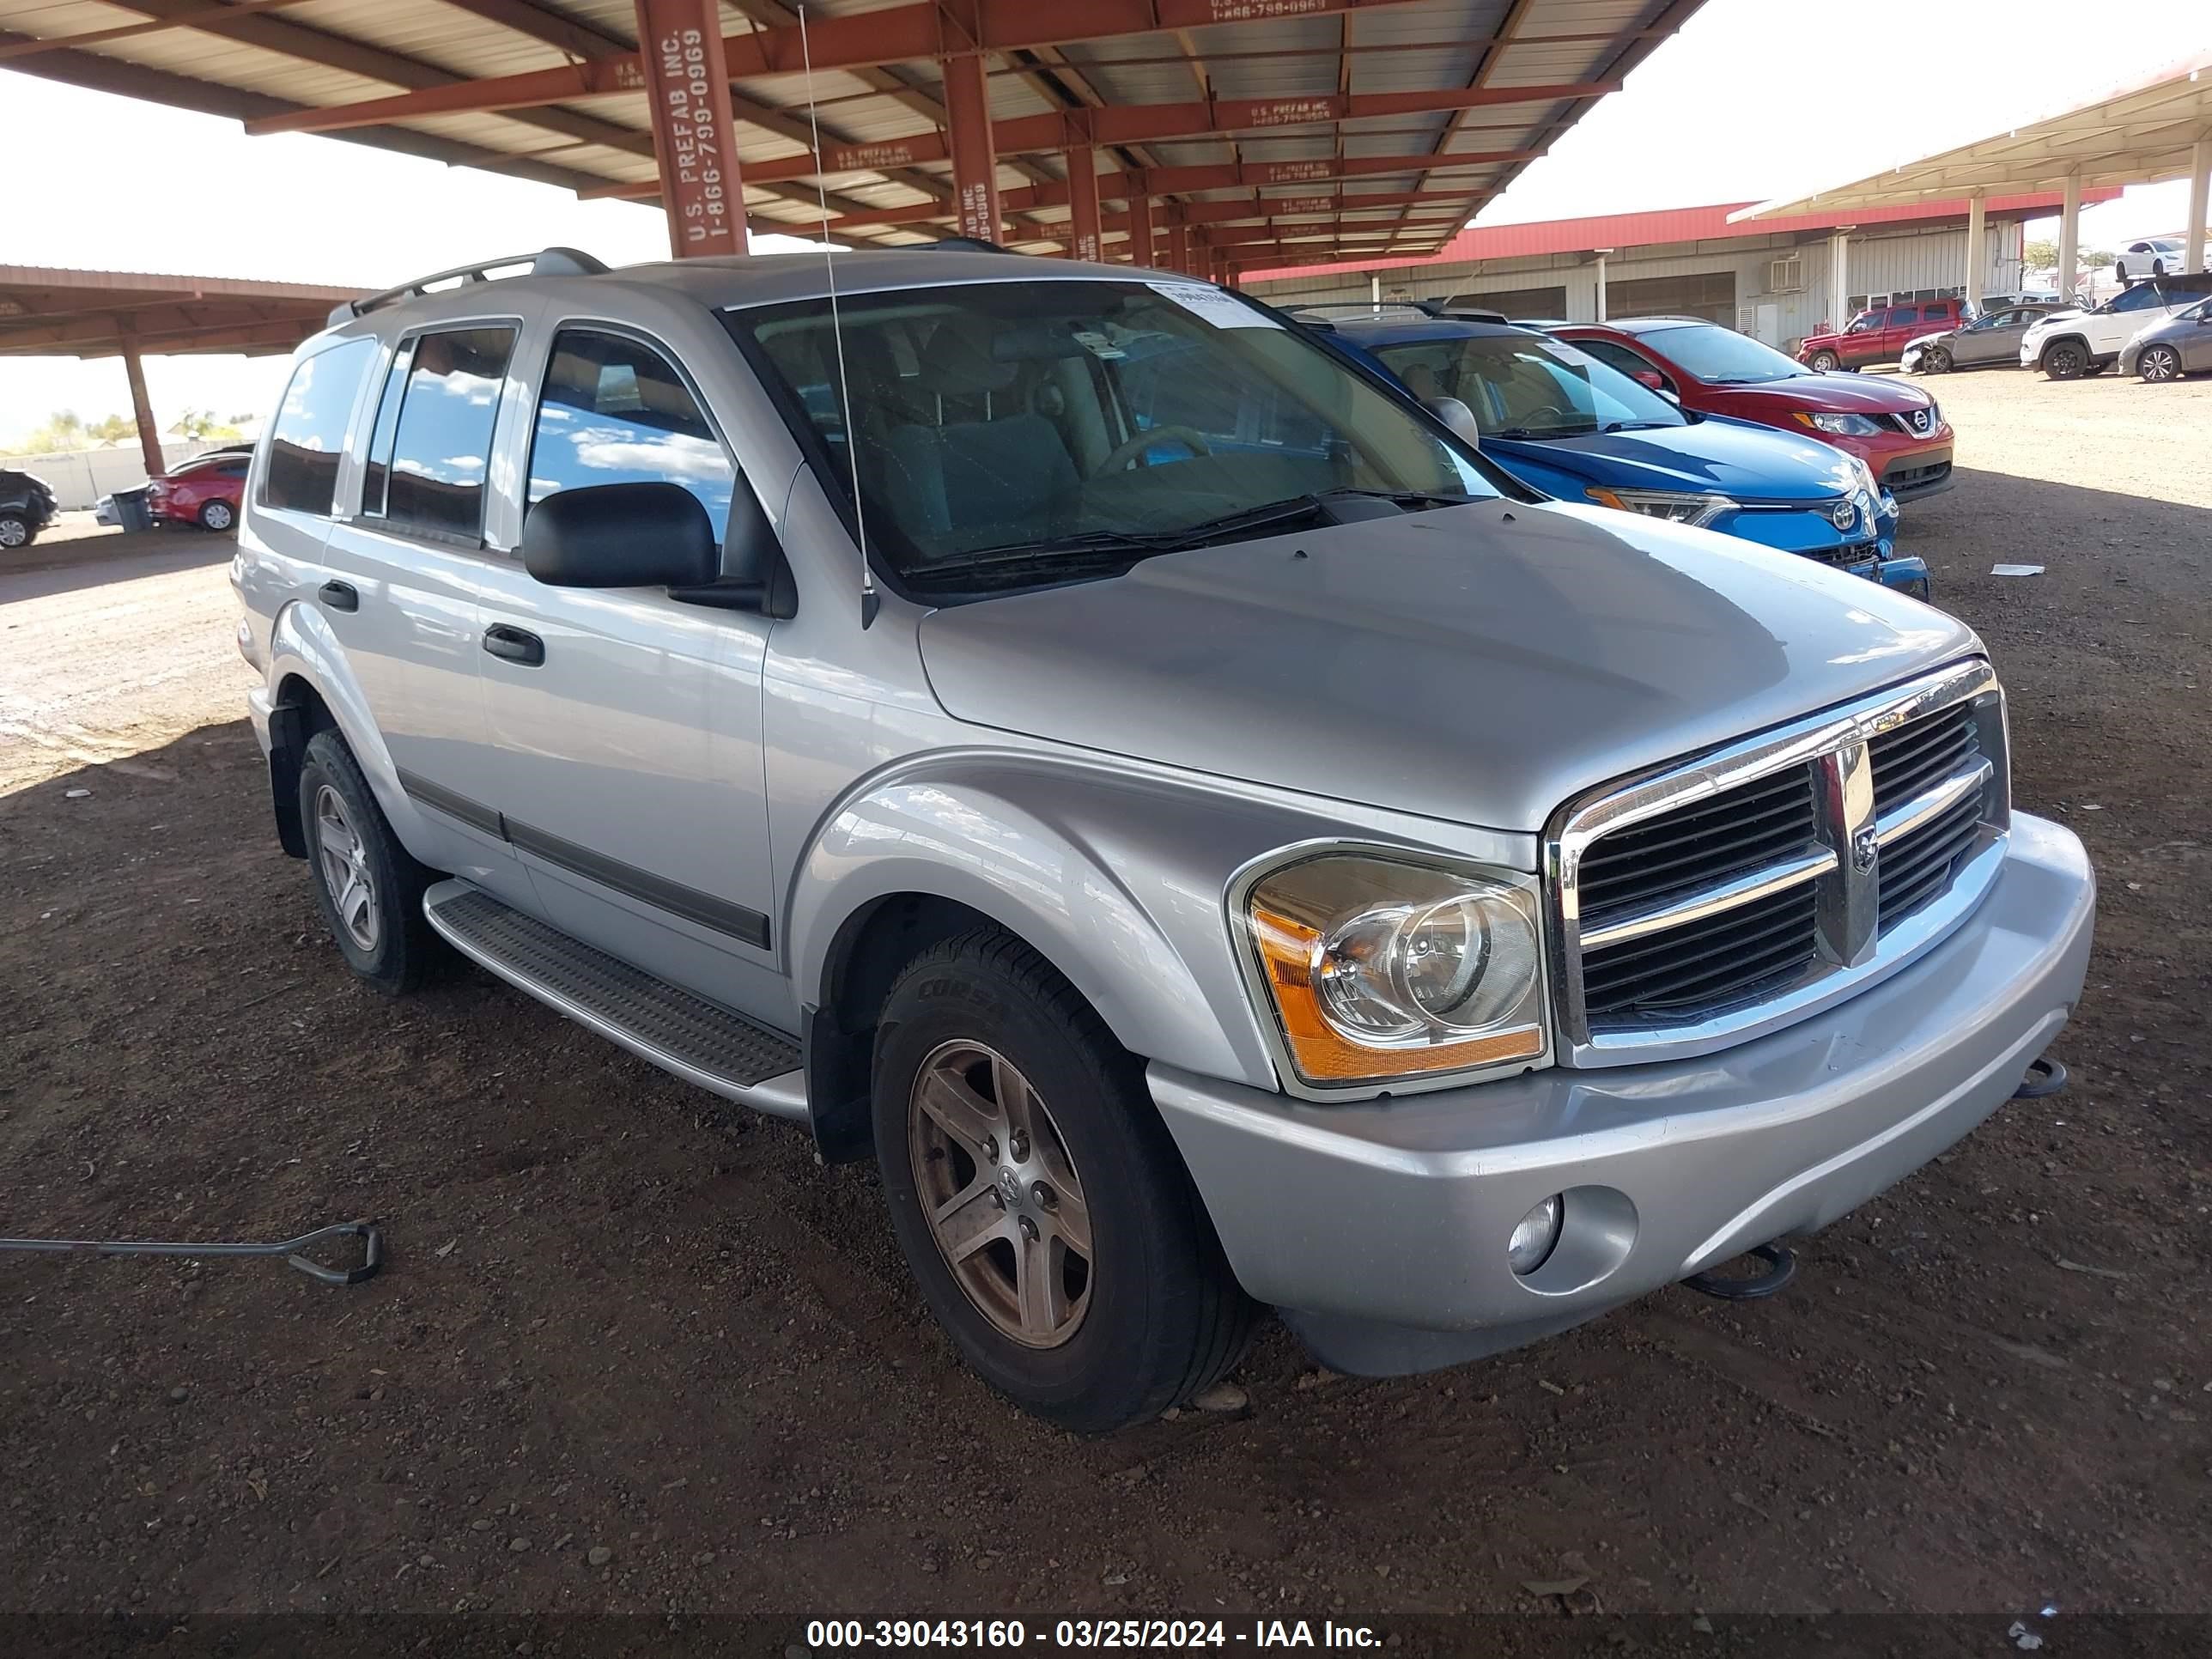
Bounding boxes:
2186 137 2209 276
940 49 1001 243
1829 230 1851 331
1125 188 1156 268
1964 191 1986 312
2057 168 2081 301
633 0 748 258
1066 147 1103 264
118 323 164 482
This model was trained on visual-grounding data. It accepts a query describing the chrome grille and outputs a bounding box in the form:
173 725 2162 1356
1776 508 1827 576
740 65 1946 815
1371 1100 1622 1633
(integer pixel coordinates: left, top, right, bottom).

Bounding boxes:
1549 661 2009 1066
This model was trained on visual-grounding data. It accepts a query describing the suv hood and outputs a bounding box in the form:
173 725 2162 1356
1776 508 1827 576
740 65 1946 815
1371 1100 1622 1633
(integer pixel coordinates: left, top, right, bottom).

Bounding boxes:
2026 308 2087 329
1708 373 1932 416
1498 417 1856 503
918 501 1975 835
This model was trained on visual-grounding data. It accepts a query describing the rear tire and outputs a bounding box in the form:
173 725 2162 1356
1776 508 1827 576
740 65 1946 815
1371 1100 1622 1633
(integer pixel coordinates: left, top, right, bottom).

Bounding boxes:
295 731 446 996
1808 349 1841 372
2042 341 2087 380
872 928 1258 1432
198 498 235 532
0 512 31 550
2140 344 2183 383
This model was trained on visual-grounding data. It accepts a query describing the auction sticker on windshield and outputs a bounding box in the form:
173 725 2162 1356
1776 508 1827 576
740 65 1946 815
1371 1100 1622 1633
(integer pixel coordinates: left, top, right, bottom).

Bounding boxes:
1147 282 1279 328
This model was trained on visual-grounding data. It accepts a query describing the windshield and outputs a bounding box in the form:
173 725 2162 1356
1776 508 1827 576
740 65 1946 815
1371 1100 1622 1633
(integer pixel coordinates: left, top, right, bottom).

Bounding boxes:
1638 323 1812 385
726 279 1504 587
1372 333 1686 438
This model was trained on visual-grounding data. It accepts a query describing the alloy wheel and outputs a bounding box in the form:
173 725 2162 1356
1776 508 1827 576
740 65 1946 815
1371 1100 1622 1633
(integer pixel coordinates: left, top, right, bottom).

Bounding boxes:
313 784 380 951
204 501 234 532
908 1039 1092 1348
2047 344 2084 379
2142 346 2181 383
1810 351 1839 372
1926 347 1952 374
0 517 26 550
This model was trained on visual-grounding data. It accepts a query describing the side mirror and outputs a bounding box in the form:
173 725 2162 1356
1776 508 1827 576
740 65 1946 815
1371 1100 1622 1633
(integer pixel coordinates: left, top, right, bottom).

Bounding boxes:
1423 396 1482 448
1631 368 1668 392
521 482 719 590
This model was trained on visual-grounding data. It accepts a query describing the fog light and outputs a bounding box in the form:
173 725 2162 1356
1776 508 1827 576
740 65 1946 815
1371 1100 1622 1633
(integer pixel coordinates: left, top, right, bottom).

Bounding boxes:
1508 1194 1564 1276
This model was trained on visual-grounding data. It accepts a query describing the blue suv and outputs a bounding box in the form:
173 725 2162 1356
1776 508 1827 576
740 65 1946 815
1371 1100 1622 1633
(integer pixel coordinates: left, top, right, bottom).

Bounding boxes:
1314 311 1929 598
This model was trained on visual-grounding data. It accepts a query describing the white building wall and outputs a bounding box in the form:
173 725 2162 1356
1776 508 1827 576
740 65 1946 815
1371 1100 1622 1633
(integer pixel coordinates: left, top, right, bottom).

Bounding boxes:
1255 221 2025 349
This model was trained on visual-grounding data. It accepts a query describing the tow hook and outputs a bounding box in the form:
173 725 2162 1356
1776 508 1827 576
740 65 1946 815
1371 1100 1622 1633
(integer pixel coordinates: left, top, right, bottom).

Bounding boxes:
1683 1241 1797 1301
2013 1054 2068 1099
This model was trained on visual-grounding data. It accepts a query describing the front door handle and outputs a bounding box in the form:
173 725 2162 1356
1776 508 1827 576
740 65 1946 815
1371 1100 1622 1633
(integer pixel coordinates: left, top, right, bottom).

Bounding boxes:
483 623 545 667
318 580 358 612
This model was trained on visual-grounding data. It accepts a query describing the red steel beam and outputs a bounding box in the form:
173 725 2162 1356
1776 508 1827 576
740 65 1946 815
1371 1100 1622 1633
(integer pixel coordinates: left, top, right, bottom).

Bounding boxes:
1126 190 1156 267
939 48 1001 243
1066 149 1104 263
241 0 1443 137
813 149 1536 228
576 94 1584 198
1192 214 1462 247
634 0 749 258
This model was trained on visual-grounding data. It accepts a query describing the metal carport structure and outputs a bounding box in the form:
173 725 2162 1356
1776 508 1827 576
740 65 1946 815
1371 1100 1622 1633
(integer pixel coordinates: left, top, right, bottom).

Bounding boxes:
0 0 1705 280
1729 49 2212 311
0 264 366 477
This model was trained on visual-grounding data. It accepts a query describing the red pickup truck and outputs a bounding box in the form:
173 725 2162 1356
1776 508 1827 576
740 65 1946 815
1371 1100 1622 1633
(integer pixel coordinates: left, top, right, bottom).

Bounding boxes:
1797 298 1972 371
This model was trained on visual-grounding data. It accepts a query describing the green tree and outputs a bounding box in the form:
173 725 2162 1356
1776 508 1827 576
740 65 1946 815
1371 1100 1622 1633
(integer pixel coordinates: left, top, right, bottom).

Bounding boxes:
2024 237 2057 270
88 413 137 443
168 409 242 441
19 410 87 453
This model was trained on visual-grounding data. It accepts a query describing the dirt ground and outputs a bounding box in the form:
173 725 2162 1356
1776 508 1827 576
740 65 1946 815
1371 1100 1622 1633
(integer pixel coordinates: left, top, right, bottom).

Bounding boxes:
3 369 2209 1646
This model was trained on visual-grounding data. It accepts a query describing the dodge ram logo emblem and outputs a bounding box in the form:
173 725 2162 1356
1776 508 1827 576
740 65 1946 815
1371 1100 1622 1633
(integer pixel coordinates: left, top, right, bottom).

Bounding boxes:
1850 825 1880 875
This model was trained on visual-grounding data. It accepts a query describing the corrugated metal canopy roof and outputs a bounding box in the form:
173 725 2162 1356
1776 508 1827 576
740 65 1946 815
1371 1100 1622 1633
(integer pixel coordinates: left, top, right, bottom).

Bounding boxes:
1732 49 2212 220
0 263 367 356
0 0 1705 266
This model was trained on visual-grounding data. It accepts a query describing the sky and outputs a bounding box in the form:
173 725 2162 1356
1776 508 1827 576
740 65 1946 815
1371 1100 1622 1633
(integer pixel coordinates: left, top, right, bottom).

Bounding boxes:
3 0 2207 449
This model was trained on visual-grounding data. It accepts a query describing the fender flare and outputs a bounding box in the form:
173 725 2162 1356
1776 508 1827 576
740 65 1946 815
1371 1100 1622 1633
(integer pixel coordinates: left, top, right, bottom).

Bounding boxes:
785 750 1380 1130
264 599 437 856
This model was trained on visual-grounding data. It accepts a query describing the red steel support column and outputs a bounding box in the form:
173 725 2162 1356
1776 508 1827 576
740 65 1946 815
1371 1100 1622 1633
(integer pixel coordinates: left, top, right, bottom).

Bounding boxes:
941 50 1002 243
634 0 748 258
1125 188 1156 268
1164 221 1190 276
118 324 164 481
1066 147 1103 264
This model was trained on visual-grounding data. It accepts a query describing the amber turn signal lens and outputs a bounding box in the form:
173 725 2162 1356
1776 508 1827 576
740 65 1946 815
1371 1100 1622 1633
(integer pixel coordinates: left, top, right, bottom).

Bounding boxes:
1250 903 1544 1084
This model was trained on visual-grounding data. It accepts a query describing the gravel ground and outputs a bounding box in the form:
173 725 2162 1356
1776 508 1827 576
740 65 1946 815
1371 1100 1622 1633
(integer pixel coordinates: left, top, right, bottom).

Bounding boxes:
2 368 2209 1644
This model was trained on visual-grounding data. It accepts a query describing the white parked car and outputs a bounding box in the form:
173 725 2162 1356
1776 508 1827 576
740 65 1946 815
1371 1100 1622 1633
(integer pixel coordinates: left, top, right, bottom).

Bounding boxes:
2020 272 2212 378
2113 239 2206 281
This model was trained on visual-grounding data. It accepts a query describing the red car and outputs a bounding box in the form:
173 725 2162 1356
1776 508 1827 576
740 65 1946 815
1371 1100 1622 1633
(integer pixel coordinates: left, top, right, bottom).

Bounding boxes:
1795 297 1972 371
1550 318 1955 502
148 450 248 532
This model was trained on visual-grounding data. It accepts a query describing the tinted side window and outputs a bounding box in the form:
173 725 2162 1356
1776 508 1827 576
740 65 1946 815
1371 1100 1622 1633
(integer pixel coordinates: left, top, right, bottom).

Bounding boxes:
527 328 736 541
261 337 375 514
2108 283 2165 313
1577 337 1662 380
386 325 516 537
1886 307 1921 326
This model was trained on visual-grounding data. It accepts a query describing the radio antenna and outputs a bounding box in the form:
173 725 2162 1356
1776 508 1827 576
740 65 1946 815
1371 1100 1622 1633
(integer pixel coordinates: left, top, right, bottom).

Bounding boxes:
796 1 878 629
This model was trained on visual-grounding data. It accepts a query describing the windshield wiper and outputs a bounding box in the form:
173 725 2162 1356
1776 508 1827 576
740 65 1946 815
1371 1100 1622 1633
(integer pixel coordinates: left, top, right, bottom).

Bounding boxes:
1601 420 1674 433
1489 424 1597 441
908 489 1480 586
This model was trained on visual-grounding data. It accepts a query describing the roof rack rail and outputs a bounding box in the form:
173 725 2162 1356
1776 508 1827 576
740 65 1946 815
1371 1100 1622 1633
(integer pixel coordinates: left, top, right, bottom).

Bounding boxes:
327 246 608 327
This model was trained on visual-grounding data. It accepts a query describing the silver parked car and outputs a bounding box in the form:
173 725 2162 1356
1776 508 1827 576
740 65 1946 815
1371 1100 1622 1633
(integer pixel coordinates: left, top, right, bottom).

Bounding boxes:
1902 302 2066 374
2119 295 2212 381
232 247 2094 1431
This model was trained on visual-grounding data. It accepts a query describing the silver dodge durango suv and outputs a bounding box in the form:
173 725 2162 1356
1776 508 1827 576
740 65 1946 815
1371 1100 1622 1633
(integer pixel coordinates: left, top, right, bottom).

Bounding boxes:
233 246 2095 1431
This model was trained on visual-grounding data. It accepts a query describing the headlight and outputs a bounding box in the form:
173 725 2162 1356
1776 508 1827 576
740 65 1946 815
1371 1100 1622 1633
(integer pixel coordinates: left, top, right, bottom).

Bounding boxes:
1847 455 1880 497
1794 410 1883 436
1239 853 1547 1088
1583 486 1735 527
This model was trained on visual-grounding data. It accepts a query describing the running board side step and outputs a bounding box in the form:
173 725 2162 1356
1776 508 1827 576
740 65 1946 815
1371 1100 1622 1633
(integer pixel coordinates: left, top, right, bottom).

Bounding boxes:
422 879 807 1121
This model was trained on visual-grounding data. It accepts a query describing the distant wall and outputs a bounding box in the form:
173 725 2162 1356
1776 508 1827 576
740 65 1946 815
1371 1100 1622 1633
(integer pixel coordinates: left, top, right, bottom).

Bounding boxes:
0 441 225 510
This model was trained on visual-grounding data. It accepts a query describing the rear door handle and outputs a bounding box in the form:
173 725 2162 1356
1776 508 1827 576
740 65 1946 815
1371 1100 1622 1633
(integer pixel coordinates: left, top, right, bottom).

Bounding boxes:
318 580 358 612
483 623 545 667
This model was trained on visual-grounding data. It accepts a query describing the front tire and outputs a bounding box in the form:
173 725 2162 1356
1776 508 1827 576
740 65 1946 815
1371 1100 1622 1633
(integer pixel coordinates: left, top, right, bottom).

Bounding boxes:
296 731 445 995
1924 345 1953 374
872 929 1257 1433
2140 344 2183 383
0 512 31 550
2043 341 2087 380
1808 349 1840 372
198 498 235 532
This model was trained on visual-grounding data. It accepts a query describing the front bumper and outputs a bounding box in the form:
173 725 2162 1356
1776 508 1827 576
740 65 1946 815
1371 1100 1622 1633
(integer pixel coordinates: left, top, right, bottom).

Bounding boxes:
1879 443 1954 501
1152 812 2094 1376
